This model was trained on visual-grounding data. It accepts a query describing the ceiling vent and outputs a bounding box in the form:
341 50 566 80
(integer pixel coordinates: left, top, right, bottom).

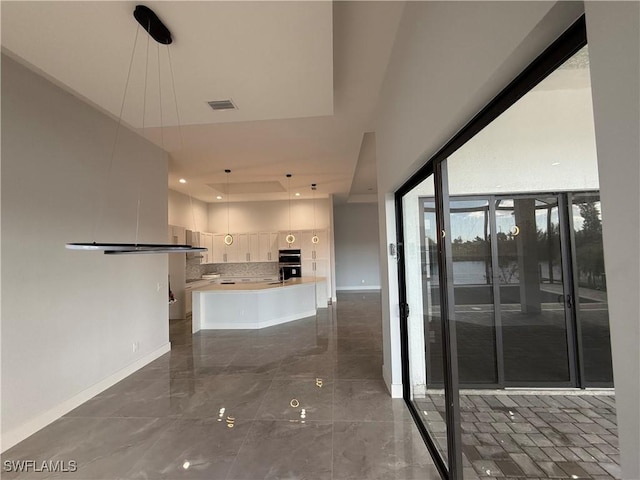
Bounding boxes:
208 99 237 111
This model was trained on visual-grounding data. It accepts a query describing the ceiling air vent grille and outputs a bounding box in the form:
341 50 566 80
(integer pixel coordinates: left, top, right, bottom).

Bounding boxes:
208 99 237 111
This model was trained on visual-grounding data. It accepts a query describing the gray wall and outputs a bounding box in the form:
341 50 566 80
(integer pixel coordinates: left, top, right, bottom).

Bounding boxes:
334 203 380 290
1 56 170 449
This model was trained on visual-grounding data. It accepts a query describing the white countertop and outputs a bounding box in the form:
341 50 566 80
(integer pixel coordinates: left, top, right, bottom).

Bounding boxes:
192 276 325 292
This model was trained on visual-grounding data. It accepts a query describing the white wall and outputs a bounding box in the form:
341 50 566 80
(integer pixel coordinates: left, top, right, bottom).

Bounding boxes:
375 1 583 398
207 198 331 233
1 56 170 450
168 189 208 232
333 203 381 290
585 3 640 478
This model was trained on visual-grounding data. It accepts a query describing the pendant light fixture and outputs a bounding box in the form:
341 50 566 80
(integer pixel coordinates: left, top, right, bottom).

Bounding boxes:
311 183 319 244
285 174 296 245
66 6 205 255
224 169 234 246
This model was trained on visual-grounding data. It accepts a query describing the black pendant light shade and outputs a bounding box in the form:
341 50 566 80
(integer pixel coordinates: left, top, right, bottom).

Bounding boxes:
134 5 172 44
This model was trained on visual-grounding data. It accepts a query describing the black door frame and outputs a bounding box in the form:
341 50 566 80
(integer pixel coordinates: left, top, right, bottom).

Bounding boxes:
395 16 588 480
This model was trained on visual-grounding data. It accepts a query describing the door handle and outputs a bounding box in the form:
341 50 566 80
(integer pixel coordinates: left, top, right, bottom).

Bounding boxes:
559 294 573 308
400 302 410 319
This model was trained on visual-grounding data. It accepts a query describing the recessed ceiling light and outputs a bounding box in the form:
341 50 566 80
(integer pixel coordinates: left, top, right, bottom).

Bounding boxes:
216 195 223 200
295 192 301 197
179 178 187 184
552 162 560 166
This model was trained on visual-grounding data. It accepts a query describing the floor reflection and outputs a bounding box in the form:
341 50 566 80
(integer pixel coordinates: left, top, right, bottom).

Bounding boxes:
2 292 440 480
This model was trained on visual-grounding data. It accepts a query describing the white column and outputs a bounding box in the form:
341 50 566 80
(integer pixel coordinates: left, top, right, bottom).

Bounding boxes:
585 3 640 479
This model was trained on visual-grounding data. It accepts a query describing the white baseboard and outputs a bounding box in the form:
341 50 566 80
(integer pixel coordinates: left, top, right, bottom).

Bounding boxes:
336 286 381 291
1 342 171 453
382 364 403 398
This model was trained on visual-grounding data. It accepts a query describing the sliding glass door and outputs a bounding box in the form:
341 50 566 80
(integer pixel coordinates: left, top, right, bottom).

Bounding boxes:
399 172 451 472
396 17 616 479
497 195 575 386
416 191 610 389
448 199 499 386
570 193 613 386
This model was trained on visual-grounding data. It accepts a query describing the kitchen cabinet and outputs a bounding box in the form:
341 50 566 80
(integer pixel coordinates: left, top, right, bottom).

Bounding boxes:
278 230 302 250
225 236 239 263
200 232 214 264
302 258 330 303
168 225 187 320
211 234 225 263
186 229 206 263
300 230 328 260
168 225 186 244
302 259 328 276
258 232 279 262
186 230 201 248
237 233 259 262
212 234 238 263
312 230 329 259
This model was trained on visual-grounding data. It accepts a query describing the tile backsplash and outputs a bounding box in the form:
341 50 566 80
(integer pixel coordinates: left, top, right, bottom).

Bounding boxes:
186 258 278 281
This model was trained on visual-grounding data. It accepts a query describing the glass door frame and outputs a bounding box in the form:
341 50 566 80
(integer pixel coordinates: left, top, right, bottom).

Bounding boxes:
567 191 614 388
394 16 588 480
396 162 461 480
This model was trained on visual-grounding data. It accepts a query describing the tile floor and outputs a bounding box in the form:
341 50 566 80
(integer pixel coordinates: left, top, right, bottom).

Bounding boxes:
2 292 440 480
416 391 620 480
459 392 620 480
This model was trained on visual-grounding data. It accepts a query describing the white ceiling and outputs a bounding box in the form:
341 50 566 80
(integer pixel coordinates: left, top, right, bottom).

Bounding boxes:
1 1 405 203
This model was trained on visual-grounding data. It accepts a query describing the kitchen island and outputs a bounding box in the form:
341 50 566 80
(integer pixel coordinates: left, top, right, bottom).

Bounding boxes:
191 276 327 332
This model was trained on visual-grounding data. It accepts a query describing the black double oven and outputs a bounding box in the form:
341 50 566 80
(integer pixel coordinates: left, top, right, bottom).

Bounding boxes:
278 249 302 280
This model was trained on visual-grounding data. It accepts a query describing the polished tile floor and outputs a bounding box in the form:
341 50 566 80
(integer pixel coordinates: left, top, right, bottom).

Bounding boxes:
2 292 439 479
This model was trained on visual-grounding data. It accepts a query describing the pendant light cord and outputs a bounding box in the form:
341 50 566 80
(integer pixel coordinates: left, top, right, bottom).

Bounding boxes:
226 170 231 234
288 174 292 233
157 42 164 149
135 19 152 245
188 190 197 233
166 41 193 235
93 25 140 242
166 45 183 151
312 184 317 234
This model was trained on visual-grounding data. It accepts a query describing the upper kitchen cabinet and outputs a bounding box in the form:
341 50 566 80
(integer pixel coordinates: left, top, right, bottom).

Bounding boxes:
186 229 206 262
186 230 201 249
300 230 328 260
168 225 186 245
258 232 279 262
278 231 302 250
212 234 239 263
210 234 225 263
200 232 214 264
237 233 259 262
